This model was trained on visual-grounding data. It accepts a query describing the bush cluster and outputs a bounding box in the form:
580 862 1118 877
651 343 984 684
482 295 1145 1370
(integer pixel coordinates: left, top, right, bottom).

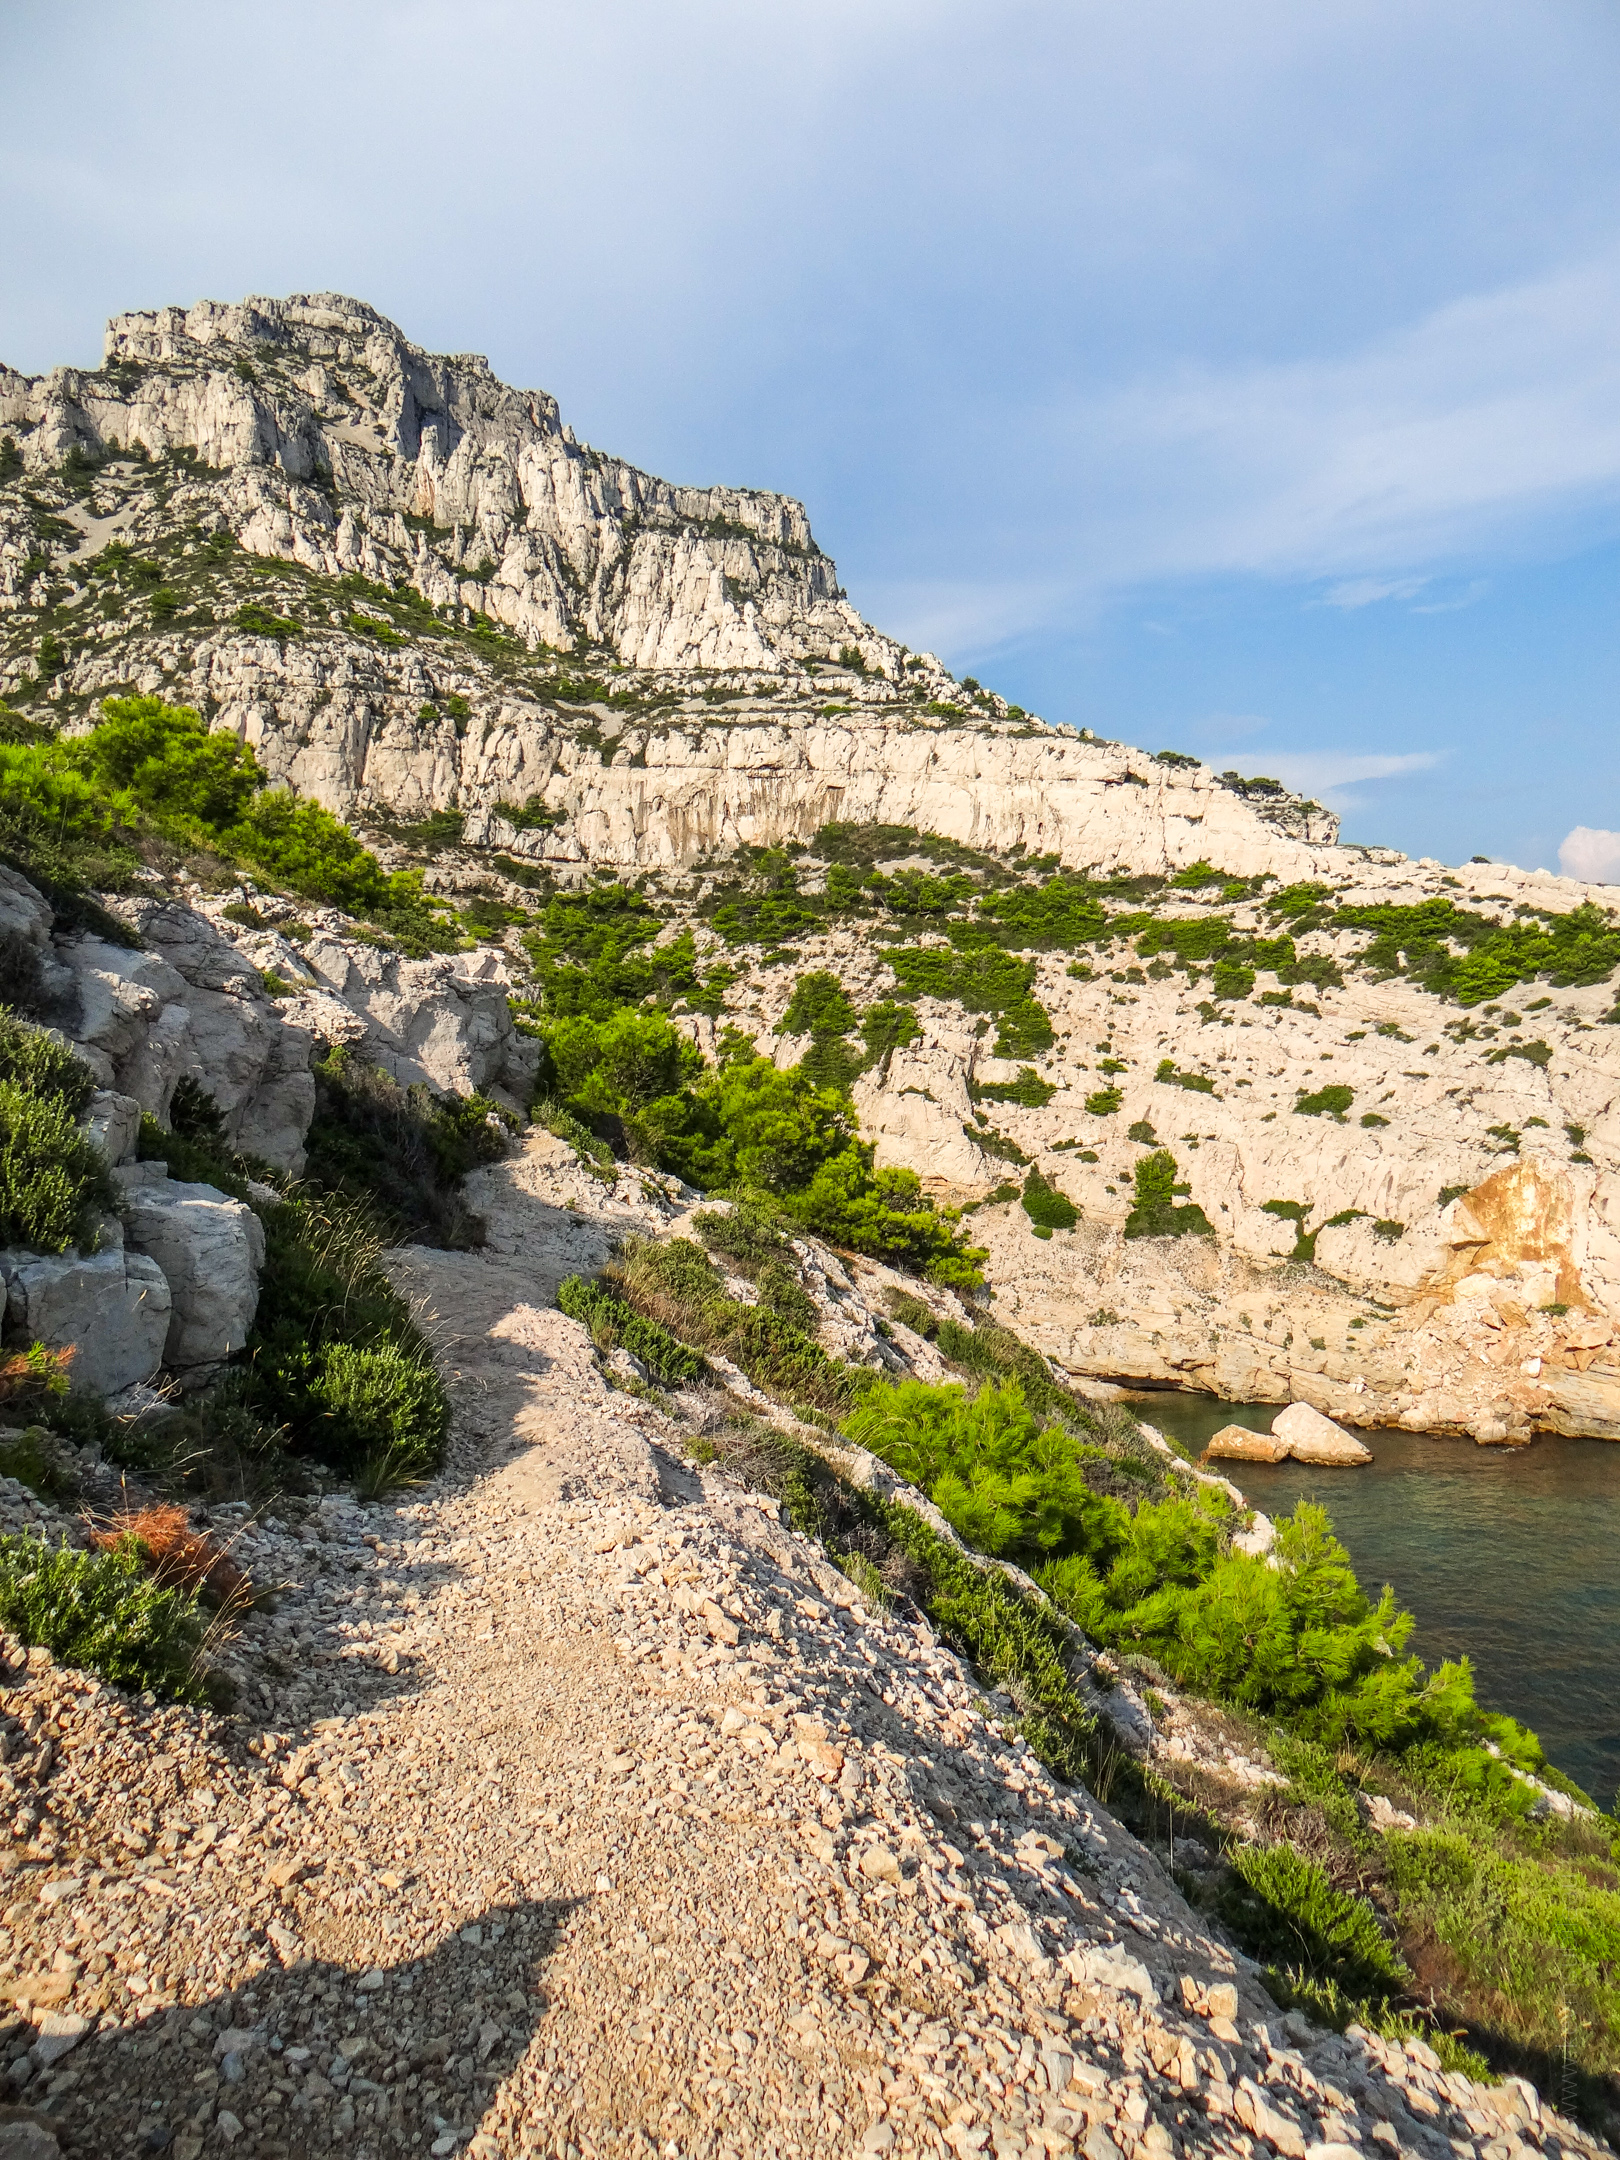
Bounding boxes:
523 911 984 1287
0 696 460 955
604 1236 859 1412
0 1533 207 1702
302 1043 508 1248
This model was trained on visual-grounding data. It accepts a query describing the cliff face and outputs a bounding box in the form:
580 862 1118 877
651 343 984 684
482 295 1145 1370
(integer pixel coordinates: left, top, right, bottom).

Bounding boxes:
1 292 870 672
6 292 1620 1445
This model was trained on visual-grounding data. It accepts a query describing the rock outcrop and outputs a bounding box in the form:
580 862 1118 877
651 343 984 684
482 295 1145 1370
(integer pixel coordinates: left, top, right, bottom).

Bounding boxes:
0 1221 170 1396
116 1163 265 1374
1269 1400 1373 1464
7 289 1620 1442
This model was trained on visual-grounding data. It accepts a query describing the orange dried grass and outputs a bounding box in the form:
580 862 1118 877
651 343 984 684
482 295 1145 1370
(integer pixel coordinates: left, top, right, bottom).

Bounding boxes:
89 1503 248 1608
0 1343 73 1407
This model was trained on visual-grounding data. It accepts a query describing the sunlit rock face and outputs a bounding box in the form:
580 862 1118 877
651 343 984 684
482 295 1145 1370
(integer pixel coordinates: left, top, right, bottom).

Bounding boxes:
9 290 1620 1442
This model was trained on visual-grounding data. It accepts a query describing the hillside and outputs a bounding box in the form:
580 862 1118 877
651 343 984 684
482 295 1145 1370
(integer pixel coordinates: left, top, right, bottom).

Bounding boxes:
6 293 1620 1449
0 295 1618 2158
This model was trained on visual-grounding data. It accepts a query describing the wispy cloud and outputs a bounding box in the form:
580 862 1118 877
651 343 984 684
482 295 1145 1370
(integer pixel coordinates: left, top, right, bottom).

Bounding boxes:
1321 575 1429 610
923 245 1620 662
1235 749 1445 814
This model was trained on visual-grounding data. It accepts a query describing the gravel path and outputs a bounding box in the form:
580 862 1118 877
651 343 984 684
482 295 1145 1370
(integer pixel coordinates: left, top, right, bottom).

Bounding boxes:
0 1140 1605 2160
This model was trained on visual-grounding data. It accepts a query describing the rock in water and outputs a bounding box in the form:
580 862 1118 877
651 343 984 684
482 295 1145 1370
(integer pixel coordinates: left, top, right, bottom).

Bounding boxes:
1203 1425 1291 1463
1270 1400 1373 1464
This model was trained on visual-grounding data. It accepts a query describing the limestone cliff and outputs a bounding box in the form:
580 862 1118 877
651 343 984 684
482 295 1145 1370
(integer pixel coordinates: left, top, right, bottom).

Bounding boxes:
5 292 1620 1446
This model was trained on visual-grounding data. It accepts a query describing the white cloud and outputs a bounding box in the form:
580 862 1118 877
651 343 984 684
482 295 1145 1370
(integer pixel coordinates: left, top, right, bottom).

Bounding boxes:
1558 826 1620 884
942 244 1620 648
1321 576 1429 610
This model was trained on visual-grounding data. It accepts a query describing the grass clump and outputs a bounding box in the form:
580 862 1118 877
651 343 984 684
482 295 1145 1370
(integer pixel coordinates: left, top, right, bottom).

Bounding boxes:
0 1533 207 1702
1220 1843 1407 1999
0 1009 116 1253
606 1236 858 1411
557 1273 705 1388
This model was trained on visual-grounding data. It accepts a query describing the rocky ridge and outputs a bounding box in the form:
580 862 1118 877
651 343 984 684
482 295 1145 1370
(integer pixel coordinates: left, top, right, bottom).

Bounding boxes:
3 293 1620 1445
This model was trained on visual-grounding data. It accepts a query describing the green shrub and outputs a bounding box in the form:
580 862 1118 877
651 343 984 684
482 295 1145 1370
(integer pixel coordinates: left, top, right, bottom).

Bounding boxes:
973 1066 1055 1108
753 1258 820 1332
234 601 302 638
1337 895 1620 1004
240 1185 449 1477
0 1533 207 1702
1154 1059 1216 1094
779 969 856 1039
610 1237 858 1408
1124 1149 1214 1239
884 1286 939 1338
860 1001 920 1063
886 945 1055 1055
844 1378 1116 1567
0 1065 117 1255
1021 1166 1078 1231
1296 1084 1355 1119
0 1008 99 1116
0 696 444 940
692 1200 793 1273
1085 1084 1123 1116
306 1339 446 1489
1222 1844 1406 1998
302 1044 506 1248
1211 959 1254 1001
1384 1829 1620 2075
557 1273 705 1387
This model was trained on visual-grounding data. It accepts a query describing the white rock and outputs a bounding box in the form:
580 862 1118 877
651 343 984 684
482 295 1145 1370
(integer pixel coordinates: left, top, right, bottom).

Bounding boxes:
1066 1942 1159 2005
1270 1401 1373 1465
0 1220 170 1394
1203 1424 1290 1463
80 1088 143 1166
31 2009 90 2066
121 1175 265 1371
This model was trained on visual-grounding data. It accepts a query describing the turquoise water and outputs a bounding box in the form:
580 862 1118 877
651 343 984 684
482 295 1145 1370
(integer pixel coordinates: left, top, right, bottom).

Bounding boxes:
1127 1391 1620 1812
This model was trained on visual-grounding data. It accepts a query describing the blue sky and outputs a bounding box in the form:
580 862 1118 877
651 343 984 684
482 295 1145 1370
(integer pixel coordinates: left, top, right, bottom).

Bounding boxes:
3 0 1618 872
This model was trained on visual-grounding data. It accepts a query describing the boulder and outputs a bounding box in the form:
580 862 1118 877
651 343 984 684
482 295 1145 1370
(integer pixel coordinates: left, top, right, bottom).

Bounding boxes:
119 1171 265 1372
1202 1424 1290 1464
0 1220 170 1394
1270 1400 1373 1465
79 1088 143 1167
299 933 519 1096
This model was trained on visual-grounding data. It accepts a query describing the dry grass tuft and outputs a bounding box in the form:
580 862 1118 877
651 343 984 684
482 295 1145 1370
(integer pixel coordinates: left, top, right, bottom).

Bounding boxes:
88 1503 249 1611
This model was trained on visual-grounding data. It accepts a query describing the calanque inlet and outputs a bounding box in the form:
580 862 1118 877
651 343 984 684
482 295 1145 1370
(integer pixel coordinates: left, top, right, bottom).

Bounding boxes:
0 291 1614 2160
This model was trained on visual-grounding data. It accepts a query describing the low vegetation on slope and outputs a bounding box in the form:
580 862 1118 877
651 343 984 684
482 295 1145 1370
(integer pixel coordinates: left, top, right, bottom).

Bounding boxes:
517 881 986 1287
565 1229 1620 2129
0 694 464 957
692 833 1620 1043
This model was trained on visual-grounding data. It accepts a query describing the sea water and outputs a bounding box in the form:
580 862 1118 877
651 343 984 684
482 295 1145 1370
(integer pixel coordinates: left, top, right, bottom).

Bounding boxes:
1127 1391 1620 1811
